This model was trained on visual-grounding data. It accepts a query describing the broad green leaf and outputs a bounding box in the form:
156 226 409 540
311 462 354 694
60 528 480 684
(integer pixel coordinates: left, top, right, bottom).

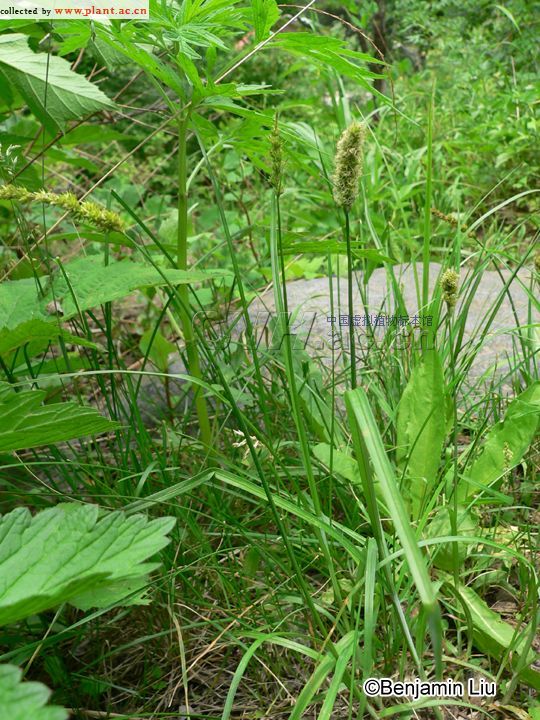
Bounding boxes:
0 257 229 330
139 328 176 373
396 348 447 514
251 0 280 41
424 505 477 571
454 382 540 501
449 580 540 690
0 503 175 625
0 319 97 358
0 34 114 133
0 384 118 452
312 442 360 484
0 275 41 331
0 664 67 720
44 257 228 319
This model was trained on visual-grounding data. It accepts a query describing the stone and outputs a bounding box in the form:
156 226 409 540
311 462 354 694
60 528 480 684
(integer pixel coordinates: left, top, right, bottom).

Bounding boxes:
136 262 538 420
243 262 538 397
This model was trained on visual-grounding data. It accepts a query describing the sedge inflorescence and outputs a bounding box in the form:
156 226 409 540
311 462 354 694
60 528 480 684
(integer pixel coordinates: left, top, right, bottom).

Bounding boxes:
441 268 460 308
0 184 125 233
332 121 366 212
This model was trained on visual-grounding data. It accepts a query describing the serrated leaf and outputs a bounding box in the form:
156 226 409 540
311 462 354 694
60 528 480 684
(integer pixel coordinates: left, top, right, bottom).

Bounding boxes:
396 348 447 515
45 257 228 319
0 34 114 133
272 33 384 92
0 664 67 720
0 384 118 452
0 503 175 625
0 257 229 330
0 319 97 358
251 0 279 41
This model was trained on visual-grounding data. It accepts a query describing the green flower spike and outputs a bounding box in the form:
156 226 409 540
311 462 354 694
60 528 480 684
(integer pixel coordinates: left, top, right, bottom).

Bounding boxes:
0 184 125 233
441 269 460 308
332 121 366 212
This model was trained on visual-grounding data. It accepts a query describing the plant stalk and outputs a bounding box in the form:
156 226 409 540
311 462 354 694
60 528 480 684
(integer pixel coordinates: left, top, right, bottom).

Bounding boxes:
176 114 212 450
344 211 357 388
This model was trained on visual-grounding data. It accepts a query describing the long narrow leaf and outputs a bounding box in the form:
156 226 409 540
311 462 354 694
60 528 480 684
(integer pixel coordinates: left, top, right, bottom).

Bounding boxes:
345 388 442 673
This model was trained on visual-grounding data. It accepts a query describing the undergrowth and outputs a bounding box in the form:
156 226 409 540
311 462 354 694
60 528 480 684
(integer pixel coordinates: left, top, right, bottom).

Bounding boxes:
0 1 538 719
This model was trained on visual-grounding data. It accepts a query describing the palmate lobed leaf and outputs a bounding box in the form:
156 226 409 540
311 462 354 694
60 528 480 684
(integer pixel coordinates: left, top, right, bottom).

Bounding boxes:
0 503 175 626
0 34 114 133
0 664 67 720
271 33 385 92
0 384 119 452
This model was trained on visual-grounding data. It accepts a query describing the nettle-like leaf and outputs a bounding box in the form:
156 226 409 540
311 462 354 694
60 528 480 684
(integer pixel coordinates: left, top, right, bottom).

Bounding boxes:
0 503 175 625
0 665 67 720
0 319 97 358
0 257 229 331
0 34 114 133
0 384 118 452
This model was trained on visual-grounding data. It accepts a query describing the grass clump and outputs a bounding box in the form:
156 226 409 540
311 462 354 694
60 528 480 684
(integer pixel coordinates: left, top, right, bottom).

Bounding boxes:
0 2 538 719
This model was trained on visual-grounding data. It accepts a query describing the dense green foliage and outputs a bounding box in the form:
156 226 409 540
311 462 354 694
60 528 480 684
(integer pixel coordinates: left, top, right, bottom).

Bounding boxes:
0 0 538 718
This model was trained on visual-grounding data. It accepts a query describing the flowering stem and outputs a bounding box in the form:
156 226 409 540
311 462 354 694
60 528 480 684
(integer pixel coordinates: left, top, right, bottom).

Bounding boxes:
176 114 212 450
446 308 461 602
272 192 346 622
422 93 434 309
345 211 357 389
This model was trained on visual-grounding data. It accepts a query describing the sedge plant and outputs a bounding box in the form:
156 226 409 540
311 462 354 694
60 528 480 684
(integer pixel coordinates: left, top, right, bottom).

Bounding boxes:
332 121 366 389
